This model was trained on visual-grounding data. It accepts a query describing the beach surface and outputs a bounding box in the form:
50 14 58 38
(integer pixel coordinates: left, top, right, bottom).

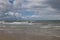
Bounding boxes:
0 22 60 40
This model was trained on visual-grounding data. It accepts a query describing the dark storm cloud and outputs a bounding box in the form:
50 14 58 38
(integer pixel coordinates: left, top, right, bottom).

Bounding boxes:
46 0 60 10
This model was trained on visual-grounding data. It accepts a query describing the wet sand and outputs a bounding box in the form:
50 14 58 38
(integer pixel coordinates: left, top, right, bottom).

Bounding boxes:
0 31 60 40
0 23 60 40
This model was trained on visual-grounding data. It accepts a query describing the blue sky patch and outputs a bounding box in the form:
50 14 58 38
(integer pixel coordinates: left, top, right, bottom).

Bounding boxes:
22 10 33 16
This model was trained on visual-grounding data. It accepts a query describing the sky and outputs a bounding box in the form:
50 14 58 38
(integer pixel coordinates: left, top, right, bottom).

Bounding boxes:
0 0 60 20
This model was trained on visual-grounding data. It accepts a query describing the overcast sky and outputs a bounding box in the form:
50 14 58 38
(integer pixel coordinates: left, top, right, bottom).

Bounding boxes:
0 0 60 20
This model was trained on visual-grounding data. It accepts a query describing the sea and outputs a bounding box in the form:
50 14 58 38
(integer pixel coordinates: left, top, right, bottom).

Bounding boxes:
0 21 60 37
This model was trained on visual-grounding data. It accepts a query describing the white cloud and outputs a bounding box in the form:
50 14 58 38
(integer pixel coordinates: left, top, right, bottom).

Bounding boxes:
0 0 10 14
21 15 60 20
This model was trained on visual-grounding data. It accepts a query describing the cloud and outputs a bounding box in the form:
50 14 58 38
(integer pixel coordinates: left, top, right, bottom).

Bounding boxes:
46 0 60 10
0 0 11 17
0 0 60 20
25 15 60 20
